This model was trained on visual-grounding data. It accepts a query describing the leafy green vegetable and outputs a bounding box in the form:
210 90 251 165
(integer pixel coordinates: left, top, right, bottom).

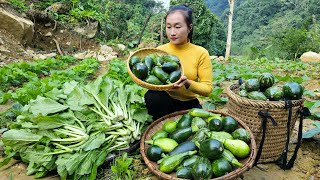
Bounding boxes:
0 75 152 179
110 152 135 180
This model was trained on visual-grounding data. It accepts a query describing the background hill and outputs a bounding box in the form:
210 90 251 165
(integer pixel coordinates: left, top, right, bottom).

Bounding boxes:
205 0 320 59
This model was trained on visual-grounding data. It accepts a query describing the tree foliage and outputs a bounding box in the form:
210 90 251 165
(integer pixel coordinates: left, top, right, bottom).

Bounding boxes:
205 0 320 59
102 0 163 44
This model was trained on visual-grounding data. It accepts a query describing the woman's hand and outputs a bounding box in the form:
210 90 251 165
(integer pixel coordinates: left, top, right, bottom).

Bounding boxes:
170 75 190 91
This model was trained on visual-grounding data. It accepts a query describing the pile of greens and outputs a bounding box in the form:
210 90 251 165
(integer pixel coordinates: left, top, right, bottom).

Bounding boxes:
0 75 152 179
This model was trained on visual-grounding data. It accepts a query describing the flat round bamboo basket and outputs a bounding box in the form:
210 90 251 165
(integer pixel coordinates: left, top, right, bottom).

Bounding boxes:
226 84 304 163
140 110 257 180
127 48 184 90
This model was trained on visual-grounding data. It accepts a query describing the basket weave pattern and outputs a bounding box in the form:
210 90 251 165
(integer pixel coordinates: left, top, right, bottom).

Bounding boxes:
127 48 184 90
226 84 304 163
140 110 257 180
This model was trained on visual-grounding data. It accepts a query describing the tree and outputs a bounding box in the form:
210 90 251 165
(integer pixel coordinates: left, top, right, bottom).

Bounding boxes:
225 0 234 60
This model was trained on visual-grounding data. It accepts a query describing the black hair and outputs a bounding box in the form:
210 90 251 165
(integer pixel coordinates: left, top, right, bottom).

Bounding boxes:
166 4 193 42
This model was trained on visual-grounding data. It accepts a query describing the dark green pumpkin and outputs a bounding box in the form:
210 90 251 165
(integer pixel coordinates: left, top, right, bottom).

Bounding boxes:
146 145 163 161
168 140 197 155
232 128 250 143
169 127 193 143
162 61 179 73
283 82 304 100
212 158 232 177
208 118 223 131
182 155 201 168
144 56 154 72
247 91 267 101
145 75 163 85
177 113 193 128
264 86 283 101
244 78 260 92
132 62 148 80
153 66 169 83
222 116 238 133
192 157 212 180
176 167 193 179
169 69 181 83
199 139 224 160
129 56 141 68
238 89 248 97
163 54 180 64
258 72 275 90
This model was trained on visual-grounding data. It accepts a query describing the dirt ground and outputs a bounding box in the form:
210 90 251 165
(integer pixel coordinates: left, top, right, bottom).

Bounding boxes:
1 12 320 180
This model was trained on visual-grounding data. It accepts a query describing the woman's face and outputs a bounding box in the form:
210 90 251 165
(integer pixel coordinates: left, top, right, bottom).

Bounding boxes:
166 11 191 45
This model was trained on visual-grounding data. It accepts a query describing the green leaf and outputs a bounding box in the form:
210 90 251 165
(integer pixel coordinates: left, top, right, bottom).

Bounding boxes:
20 146 53 165
32 115 64 130
311 101 320 110
2 129 42 147
202 101 216 110
26 96 69 116
0 152 15 168
304 101 315 109
45 88 66 101
67 86 94 111
82 132 106 151
56 154 70 179
132 108 152 123
63 81 79 95
77 151 97 175
302 128 320 139
312 112 320 119
65 152 89 175
2 130 42 153
314 121 320 128
303 90 316 97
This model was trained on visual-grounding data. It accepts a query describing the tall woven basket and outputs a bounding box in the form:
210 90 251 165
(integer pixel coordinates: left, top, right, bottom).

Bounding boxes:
226 84 304 163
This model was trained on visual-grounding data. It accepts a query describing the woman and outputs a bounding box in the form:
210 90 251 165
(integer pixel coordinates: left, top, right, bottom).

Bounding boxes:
144 4 213 120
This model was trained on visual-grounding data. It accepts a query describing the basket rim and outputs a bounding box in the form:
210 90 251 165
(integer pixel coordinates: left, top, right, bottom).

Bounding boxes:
226 84 304 108
127 48 185 91
140 109 257 180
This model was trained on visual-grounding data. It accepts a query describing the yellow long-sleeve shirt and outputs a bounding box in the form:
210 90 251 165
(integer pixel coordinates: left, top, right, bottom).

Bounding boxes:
157 42 213 101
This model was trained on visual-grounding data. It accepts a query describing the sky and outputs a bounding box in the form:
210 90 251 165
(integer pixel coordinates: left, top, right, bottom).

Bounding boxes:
156 0 170 10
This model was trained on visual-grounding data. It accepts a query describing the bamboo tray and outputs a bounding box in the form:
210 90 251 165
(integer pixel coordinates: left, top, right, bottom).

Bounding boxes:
127 48 184 91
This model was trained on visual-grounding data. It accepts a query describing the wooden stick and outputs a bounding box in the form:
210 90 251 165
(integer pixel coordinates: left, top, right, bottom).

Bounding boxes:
53 38 63 55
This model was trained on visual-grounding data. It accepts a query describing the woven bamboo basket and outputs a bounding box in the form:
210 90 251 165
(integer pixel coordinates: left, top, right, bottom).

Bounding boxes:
127 48 184 90
226 84 304 163
140 110 257 180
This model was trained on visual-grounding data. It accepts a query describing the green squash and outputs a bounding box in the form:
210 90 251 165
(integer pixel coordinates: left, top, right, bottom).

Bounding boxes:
169 69 182 83
146 145 163 161
153 66 169 83
192 157 213 180
132 62 148 80
145 75 163 85
244 78 260 92
129 56 141 68
199 139 224 160
212 158 232 177
258 72 275 90
222 116 238 133
283 82 304 100
162 61 179 73
264 85 283 101
247 91 267 101
232 128 250 143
